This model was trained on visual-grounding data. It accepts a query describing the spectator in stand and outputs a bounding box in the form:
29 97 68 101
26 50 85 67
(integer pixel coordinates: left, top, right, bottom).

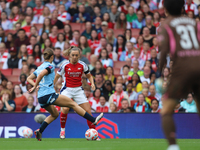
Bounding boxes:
134 94 149 112
29 26 38 38
118 0 132 15
114 35 126 60
3 47 21 69
124 29 136 44
14 29 30 50
44 38 53 51
148 85 161 101
110 5 120 23
93 16 102 33
101 0 112 14
19 74 27 93
70 30 80 46
17 12 26 27
0 1 11 16
49 25 58 46
134 35 144 50
9 0 20 9
38 6 51 24
85 0 99 18
9 6 19 24
39 18 51 36
153 12 161 28
196 5 200 17
55 33 65 51
106 43 118 61
129 59 144 77
98 21 108 40
72 4 91 23
185 0 198 16
131 73 142 93
58 4 71 24
92 88 101 105
181 93 197 113
20 0 27 13
131 0 140 10
99 49 113 68
94 73 104 91
0 27 6 43
5 33 14 49
151 37 159 52
18 44 28 60
132 10 146 29
151 99 160 113
27 55 37 69
119 42 133 61
115 12 131 29
52 47 66 68
144 60 155 74
143 4 153 17
23 84 37 106
126 6 137 23
149 72 156 85
106 29 117 46
45 0 56 13
33 0 44 17
94 37 107 56
174 101 186 113
32 44 43 62
140 15 156 35
79 48 90 65
13 84 28 112
82 21 93 39
103 80 115 99
84 86 96 112
22 95 35 112
109 102 117 112
39 32 49 50
27 35 37 55
68 0 79 17
6 81 14 99
93 6 102 22
0 11 13 30
0 43 9 67
142 27 154 47
64 24 73 40
23 15 35 35
121 65 130 85
102 12 114 29
21 64 30 76
88 54 98 71
146 0 157 11
96 95 109 113
88 30 100 51
25 7 38 24
118 98 132 113
140 66 151 84
0 89 16 112
64 40 71 50
188 11 195 18
109 83 130 108
140 42 151 61
125 82 137 100
104 66 116 87
51 10 64 29
79 35 91 56
149 48 159 72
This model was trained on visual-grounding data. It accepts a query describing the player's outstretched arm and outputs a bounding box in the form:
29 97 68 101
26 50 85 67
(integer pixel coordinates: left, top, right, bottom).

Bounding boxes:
86 73 95 91
54 73 61 86
27 73 37 87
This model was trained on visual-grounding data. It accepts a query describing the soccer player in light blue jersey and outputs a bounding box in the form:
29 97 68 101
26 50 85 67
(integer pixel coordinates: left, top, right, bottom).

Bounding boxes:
27 48 103 141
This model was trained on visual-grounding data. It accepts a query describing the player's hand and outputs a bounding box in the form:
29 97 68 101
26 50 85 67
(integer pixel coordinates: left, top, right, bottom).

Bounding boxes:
91 84 96 91
29 86 36 93
36 86 40 91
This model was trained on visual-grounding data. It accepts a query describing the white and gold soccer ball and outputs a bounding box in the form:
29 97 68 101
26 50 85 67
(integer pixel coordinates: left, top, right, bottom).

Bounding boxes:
85 129 98 140
23 128 33 138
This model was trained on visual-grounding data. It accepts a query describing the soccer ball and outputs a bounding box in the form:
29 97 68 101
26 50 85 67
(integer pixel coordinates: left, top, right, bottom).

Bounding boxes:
23 128 33 138
85 129 98 140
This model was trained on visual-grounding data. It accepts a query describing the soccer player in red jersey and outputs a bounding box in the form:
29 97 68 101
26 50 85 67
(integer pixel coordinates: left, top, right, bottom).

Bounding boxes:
159 0 200 150
54 46 100 140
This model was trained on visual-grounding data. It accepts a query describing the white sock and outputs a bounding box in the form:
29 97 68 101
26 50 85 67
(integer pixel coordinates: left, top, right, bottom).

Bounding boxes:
167 145 180 150
61 128 65 131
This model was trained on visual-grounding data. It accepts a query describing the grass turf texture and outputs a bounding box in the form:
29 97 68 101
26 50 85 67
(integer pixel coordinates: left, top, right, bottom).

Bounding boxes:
1 139 200 150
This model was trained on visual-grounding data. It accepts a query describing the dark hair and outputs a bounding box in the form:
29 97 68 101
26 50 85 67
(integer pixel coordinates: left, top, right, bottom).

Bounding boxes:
103 12 111 22
20 74 27 80
105 66 114 75
124 29 132 40
164 0 184 16
151 99 159 105
106 43 113 51
1 11 8 18
39 32 49 44
123 65 130 70
78 35 89 48
55 47 61 50
18 28 26 33
64 24 73 40
99 95 108 101
198 4 200 9
138 0 147 10
90 29 98 41
93 88 101 97
32 44 42 61
121 98 128 103
57 33 66 42
104 80 113 89
153 11 161 22
43 48 54 60
44 38 53 49
98 48 109 60
95 73 103 78
116 12 127 29
116 35 126 53
131 73 142 83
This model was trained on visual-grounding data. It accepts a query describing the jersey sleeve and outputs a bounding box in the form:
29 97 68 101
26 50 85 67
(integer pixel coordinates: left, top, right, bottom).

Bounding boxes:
46 64 54 74
83 62 90 74
57 64 65 75
33 69 38 77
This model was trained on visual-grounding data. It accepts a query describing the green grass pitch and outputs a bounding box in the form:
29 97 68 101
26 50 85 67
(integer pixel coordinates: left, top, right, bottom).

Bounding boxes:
1 139 200 150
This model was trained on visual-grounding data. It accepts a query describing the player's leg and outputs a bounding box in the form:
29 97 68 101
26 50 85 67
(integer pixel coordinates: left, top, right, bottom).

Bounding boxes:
54 95 103 124
35 105 59 141
60 107 70 139
160 98 179 150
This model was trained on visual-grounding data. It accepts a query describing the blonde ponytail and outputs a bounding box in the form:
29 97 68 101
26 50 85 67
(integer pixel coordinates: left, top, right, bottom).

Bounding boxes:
63 46 80 57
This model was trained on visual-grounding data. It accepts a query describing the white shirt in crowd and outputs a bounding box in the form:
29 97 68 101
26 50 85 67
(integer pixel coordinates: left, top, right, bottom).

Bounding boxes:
140 76 150 84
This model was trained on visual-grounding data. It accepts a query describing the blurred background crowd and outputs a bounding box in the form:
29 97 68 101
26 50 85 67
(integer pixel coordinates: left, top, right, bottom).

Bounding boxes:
0 0 199 113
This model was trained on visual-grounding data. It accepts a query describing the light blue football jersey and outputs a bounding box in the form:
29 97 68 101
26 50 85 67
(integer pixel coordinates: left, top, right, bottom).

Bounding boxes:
33 61 55 98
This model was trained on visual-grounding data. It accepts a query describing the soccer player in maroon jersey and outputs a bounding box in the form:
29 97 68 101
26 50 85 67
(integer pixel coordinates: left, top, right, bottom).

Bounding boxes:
159 0 200 150
54 46 100 140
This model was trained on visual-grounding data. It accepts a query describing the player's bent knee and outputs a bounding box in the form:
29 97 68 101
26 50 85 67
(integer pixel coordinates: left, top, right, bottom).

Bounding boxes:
52 112 59 119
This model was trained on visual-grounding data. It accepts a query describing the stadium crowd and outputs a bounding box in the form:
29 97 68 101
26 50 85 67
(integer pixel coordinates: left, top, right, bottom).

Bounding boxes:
0 0 199 113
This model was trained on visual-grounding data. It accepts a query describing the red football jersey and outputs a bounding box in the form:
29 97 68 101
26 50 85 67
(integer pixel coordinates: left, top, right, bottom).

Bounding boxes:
57 60 90 88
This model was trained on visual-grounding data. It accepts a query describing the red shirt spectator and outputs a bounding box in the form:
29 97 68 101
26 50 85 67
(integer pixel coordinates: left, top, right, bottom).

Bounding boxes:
33 0 44 16
185 0 198 15
96 96 109 113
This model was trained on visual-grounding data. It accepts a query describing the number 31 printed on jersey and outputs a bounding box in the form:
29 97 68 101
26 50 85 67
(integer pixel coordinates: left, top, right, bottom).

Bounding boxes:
176 25 199 49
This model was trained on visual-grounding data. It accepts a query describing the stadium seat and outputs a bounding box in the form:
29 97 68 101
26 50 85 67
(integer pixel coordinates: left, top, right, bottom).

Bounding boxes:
114 29 124 37
34 24 43 31
15 105 22 112
58 29 64 33
7 75 19 82
131 29 140 37
12 69 21 76
69 23 83 31
5 30 16 36
152 8 165 15
113 68 120 75
113 61 127 69
35 62 42 67
0 69 12 75
13 81 21 86
130 100 138 107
